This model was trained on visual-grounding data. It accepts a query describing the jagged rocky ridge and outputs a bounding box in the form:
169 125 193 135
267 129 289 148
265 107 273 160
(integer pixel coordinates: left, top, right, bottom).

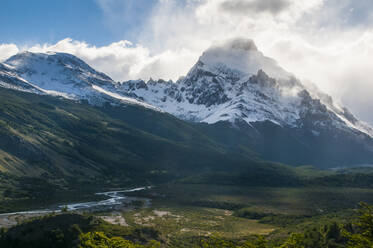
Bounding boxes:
119 39 373 139
117 39 373 167
1 38 373 167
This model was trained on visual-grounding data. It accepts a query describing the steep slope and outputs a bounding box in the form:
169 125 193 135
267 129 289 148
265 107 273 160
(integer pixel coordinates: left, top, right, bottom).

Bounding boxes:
0 87 215 178
0 86 318 214
0 87 303 187
119 38 373 168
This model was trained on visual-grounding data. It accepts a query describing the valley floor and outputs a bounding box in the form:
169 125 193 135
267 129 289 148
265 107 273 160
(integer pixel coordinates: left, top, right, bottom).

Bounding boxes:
1 183 373 247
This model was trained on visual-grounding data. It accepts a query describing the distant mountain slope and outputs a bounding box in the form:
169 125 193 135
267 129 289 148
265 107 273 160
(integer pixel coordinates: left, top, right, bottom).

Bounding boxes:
118 39 373 168
0 87 303 188
0 87 211 178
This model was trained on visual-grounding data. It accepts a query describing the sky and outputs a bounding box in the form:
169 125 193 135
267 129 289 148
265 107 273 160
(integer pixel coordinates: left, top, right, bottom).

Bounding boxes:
1 0 373 125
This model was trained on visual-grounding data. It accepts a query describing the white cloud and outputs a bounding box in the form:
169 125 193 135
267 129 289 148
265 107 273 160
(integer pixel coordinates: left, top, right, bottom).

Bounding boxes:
27 38 152 81
16 38 194 82
0 0 373 124
0 44 19 61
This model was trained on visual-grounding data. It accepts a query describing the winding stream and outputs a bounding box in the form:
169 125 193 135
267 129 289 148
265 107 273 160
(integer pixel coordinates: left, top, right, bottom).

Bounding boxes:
0 186 151 227
64 186 150 211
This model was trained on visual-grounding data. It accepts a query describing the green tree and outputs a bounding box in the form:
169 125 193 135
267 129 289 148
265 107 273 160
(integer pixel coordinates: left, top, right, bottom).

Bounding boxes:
200 234 235 248
78 231 160 248
239 236 269 248
279 233 305 248
343 202 373 248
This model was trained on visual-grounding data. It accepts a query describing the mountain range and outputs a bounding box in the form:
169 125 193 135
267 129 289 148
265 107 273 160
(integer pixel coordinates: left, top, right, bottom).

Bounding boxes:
1 38 373 175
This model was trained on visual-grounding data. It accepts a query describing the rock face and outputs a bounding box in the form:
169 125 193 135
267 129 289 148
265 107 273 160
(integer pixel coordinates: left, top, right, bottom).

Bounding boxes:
1 39 373 168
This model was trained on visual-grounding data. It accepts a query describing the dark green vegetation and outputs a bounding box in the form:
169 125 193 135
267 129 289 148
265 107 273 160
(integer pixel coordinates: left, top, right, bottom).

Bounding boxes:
115 183 373 247
0 213 161 248
0 87 275 212
143 183 373 215
0 87 232 179
1 202 373 247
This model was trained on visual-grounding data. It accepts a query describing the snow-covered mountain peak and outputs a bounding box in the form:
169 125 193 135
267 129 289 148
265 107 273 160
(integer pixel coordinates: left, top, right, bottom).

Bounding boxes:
118 38 373 138
6 51 74 69
3 51 118 98
191 38 291 80
0 51 159 110
5 51 113 82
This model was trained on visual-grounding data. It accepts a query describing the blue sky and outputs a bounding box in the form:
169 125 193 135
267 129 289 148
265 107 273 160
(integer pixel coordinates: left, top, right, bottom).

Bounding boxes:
0 0 157 46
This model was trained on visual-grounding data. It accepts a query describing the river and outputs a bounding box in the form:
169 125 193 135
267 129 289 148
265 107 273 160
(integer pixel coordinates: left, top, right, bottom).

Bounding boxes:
0 186 151 228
